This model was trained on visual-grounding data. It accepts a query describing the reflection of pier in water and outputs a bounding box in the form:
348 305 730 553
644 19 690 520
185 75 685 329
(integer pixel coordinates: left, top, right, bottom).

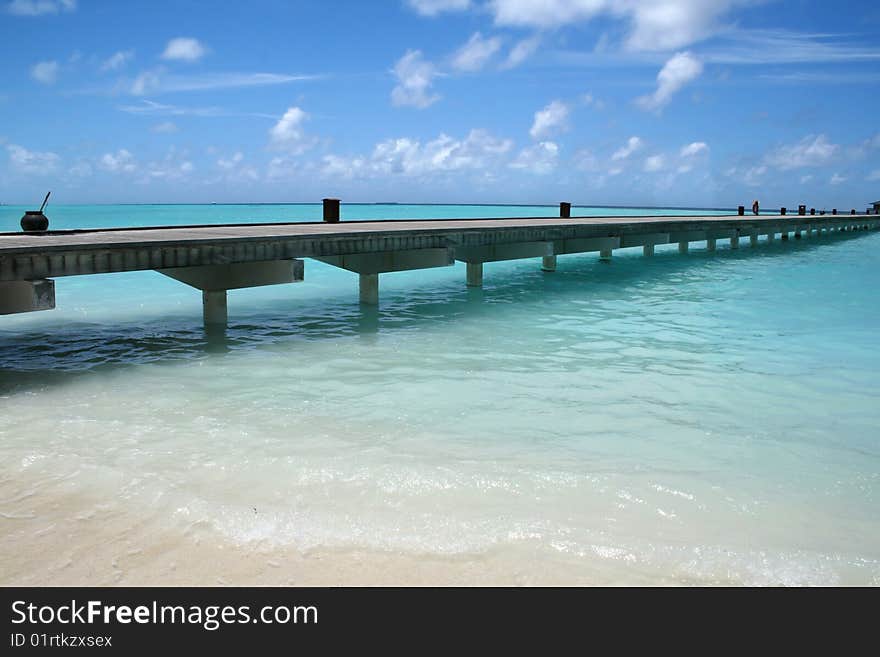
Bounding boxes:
2 206 878 328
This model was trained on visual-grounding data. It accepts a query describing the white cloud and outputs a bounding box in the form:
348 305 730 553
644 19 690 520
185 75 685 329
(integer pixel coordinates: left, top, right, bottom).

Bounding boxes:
6 144 60 174
212 152 258 183
391 50 440 109
581 92 605 110
7 0 75 16
100 50 134 72
320 129 512 179
829 173 846 185
143 149 194 181
269 106 314 154
503 35 541 69
644 154 665 172
529 100 569 140
680 141 708 157
763 134 839 170
128 70 312 96
267 156 298 181
99 149 137 173
151 121 178 134
406 0 470 16
573 148 599 172
489 0 604 29
131 70 161 95
612 136 643 160
623 0 738 52
636 51 702 111
161 37 207 62
68 160 92 178
800 174 813 184
867 170 880 182
488 0 741 51
371 130 512 176
451 32 503 72
743 165 766 187
120 99 223 117
30 60 59 84
217 152 244 170
509 141 559 174
703 29 880 66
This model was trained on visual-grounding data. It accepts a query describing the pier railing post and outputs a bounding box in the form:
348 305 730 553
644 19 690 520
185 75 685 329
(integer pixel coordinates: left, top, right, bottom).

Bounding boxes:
560 202 571 218
323 198 340 223
738 206 745 216
541 255 557 271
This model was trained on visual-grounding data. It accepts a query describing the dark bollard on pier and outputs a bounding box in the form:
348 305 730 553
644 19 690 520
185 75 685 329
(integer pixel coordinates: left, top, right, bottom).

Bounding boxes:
810 208 816 215
560 202 571 218
798 205 806 216
851 209 856 215
832 209 837 215
780 207 787 216
738 206 745 216
323 198 341 223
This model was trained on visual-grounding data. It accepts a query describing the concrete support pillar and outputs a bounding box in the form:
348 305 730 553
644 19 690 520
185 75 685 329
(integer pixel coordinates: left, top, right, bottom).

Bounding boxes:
466 262 483 287
730 236 739 249
599 248 613 261
202 290 227 327
750 233 759 247
781 232 789 241
767 232 774 243
706 238 716 251
0 279 55 315
642 244 654 257
678 241 689 254
795 230 802 239
359 273 379 305
542 255 557 271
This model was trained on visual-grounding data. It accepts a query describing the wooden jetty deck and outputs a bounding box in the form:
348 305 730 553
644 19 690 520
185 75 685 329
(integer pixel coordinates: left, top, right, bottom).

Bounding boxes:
1 211 877 327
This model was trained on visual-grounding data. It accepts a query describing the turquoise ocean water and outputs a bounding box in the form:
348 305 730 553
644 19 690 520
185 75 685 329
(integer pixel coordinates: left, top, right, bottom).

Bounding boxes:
1 204 878 584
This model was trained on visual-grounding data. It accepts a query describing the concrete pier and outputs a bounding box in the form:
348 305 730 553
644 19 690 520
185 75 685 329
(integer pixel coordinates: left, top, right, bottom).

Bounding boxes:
359 273 379 305
202 290 227 326
1 212 877 327
466 262 483 287
0 279 55 315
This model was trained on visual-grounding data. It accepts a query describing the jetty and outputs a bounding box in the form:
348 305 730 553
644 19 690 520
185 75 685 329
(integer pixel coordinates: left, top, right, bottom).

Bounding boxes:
1 205 877 328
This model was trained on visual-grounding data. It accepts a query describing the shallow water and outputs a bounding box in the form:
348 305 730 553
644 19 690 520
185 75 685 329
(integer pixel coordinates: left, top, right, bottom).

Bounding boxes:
1 205 878 585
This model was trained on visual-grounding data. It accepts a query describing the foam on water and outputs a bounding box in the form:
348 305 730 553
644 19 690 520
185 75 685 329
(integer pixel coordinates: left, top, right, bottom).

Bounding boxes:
1 205 878 584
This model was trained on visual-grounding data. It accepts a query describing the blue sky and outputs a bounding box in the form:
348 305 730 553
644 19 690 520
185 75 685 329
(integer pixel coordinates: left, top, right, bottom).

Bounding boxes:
1 0 879 208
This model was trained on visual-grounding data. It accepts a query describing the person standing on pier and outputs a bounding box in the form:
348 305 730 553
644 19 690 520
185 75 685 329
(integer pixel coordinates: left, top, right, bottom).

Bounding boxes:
752 200 760 215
